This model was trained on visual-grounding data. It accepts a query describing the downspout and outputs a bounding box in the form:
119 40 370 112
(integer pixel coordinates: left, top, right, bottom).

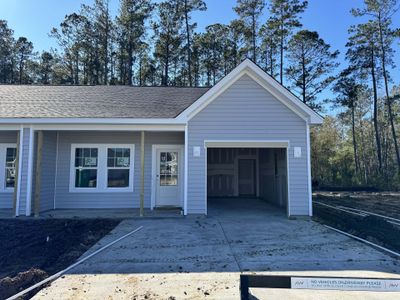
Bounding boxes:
140 131 145 217
306 121 312 216
184 125 188 215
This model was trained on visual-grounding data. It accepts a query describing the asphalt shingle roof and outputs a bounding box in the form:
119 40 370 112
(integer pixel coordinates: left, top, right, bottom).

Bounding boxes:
0 85 210 119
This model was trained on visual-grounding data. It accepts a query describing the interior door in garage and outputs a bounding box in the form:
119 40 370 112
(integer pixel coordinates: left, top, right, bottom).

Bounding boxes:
238 159 256 196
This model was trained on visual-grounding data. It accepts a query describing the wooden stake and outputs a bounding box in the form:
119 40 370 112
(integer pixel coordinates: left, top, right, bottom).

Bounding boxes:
140 131 145 217
34 131 43 217
12 131 20 217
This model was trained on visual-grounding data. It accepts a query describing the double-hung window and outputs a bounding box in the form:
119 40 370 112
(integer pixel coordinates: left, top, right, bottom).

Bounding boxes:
74 148 98 188
0 144 17 192
70 144 134 192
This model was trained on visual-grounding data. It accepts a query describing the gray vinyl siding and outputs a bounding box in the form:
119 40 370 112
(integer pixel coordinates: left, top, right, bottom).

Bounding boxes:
0 131 18 209
37 132 58 212
54 131 184 209
187 74 310 215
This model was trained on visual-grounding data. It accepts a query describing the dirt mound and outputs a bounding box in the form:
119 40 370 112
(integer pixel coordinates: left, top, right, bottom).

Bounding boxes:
0 268 48 299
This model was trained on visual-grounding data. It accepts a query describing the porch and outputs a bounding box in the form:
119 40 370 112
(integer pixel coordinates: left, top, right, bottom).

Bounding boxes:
0 126 188 217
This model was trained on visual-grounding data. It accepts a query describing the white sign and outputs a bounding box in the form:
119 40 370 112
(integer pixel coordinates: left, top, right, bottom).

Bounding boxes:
84 157 97 166
117 157 129 167
294 147 302 158
193 146 201 157
291 277 400 292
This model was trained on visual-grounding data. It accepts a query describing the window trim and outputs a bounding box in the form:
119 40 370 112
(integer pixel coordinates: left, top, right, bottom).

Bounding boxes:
0 143 17 193
69 144 135 193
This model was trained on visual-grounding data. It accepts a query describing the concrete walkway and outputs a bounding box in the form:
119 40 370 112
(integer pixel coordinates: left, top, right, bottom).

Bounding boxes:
34 198 400 299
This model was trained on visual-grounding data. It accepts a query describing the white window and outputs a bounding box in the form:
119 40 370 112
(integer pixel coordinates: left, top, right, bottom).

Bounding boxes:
70 144 134 193
0 144 17 193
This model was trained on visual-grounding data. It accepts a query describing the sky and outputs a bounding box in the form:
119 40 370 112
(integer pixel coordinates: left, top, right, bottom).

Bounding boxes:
0 0 399 104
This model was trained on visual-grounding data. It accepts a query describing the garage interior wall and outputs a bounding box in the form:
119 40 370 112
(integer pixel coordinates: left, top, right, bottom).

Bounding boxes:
207 148 287 208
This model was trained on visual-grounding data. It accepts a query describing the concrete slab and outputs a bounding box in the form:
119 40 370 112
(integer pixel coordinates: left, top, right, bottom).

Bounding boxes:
33 198 400 299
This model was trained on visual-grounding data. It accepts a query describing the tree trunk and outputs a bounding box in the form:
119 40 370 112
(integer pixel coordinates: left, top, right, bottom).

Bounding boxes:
279 34 283 84
371 48 383 172
184 0 192 86
377 14 400 171
301 44 306 103
252 14 256 62
128 43 133 85
103 2 109 85
351 104 359 177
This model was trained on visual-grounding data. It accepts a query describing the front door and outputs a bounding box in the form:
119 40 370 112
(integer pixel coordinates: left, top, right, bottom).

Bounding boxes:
238 159 256 196
155 147 183 207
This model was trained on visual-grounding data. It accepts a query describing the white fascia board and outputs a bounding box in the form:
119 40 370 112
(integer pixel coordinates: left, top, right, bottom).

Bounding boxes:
204 140 290 148
31 124 185 131
0 118 186 125
176 59 324 125
0 125 21 130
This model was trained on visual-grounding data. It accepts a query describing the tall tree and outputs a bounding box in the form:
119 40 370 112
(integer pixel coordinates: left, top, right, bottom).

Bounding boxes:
153 0 184 86
182 0 206 86
346 22 383 172
93 0 113 84
286 30 339 109
117 0 153 85
50 13 89 84
15 37 33 84
38 51 54 84
260 20 280 78
268 0 308 84
332 70 365 176
0 20 15 83
352 0 400 171
233 0 265 63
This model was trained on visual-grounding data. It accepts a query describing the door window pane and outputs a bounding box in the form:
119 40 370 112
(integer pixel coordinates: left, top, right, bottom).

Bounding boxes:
160 151 178 186
5 147 16 188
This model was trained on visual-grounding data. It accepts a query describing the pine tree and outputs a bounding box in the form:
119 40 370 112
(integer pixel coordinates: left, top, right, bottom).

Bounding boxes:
286 30 339 109
233 0 265 63
182 0 206 86
352 0 400 171
268 0 308 84
117 0 153 85
15 37 33 84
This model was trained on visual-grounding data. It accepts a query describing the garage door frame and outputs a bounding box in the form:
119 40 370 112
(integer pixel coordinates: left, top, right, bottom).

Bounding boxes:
204 140 290 217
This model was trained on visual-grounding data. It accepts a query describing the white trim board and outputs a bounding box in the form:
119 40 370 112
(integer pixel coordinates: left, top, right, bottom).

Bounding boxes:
25 127 34 216
15 126 23 216
31 124 185 132
0 143 17 194
0 118 186 125
204 140 290 148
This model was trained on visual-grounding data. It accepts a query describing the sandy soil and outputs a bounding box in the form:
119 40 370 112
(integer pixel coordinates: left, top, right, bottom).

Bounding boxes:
0 219 119 299
313 191 400 219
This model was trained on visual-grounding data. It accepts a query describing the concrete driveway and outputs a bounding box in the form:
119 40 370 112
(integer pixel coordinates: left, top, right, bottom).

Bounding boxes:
34 198 400 299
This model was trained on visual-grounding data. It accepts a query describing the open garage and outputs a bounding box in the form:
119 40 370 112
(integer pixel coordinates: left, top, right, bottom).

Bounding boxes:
206 145 288 216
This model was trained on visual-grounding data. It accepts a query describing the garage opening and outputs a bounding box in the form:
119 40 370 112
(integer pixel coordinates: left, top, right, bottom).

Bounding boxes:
207 147 288 214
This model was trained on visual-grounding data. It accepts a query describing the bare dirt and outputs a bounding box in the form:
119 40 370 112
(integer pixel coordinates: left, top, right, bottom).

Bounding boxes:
313 191 400 219
0 219 119 299
313 192 400 253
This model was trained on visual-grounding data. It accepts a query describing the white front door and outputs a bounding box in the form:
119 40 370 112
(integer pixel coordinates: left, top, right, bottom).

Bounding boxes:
154 146 183 207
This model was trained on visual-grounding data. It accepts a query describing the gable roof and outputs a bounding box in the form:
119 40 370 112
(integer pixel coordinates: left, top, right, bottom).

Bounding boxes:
176 59 324 125
0 85 209 119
